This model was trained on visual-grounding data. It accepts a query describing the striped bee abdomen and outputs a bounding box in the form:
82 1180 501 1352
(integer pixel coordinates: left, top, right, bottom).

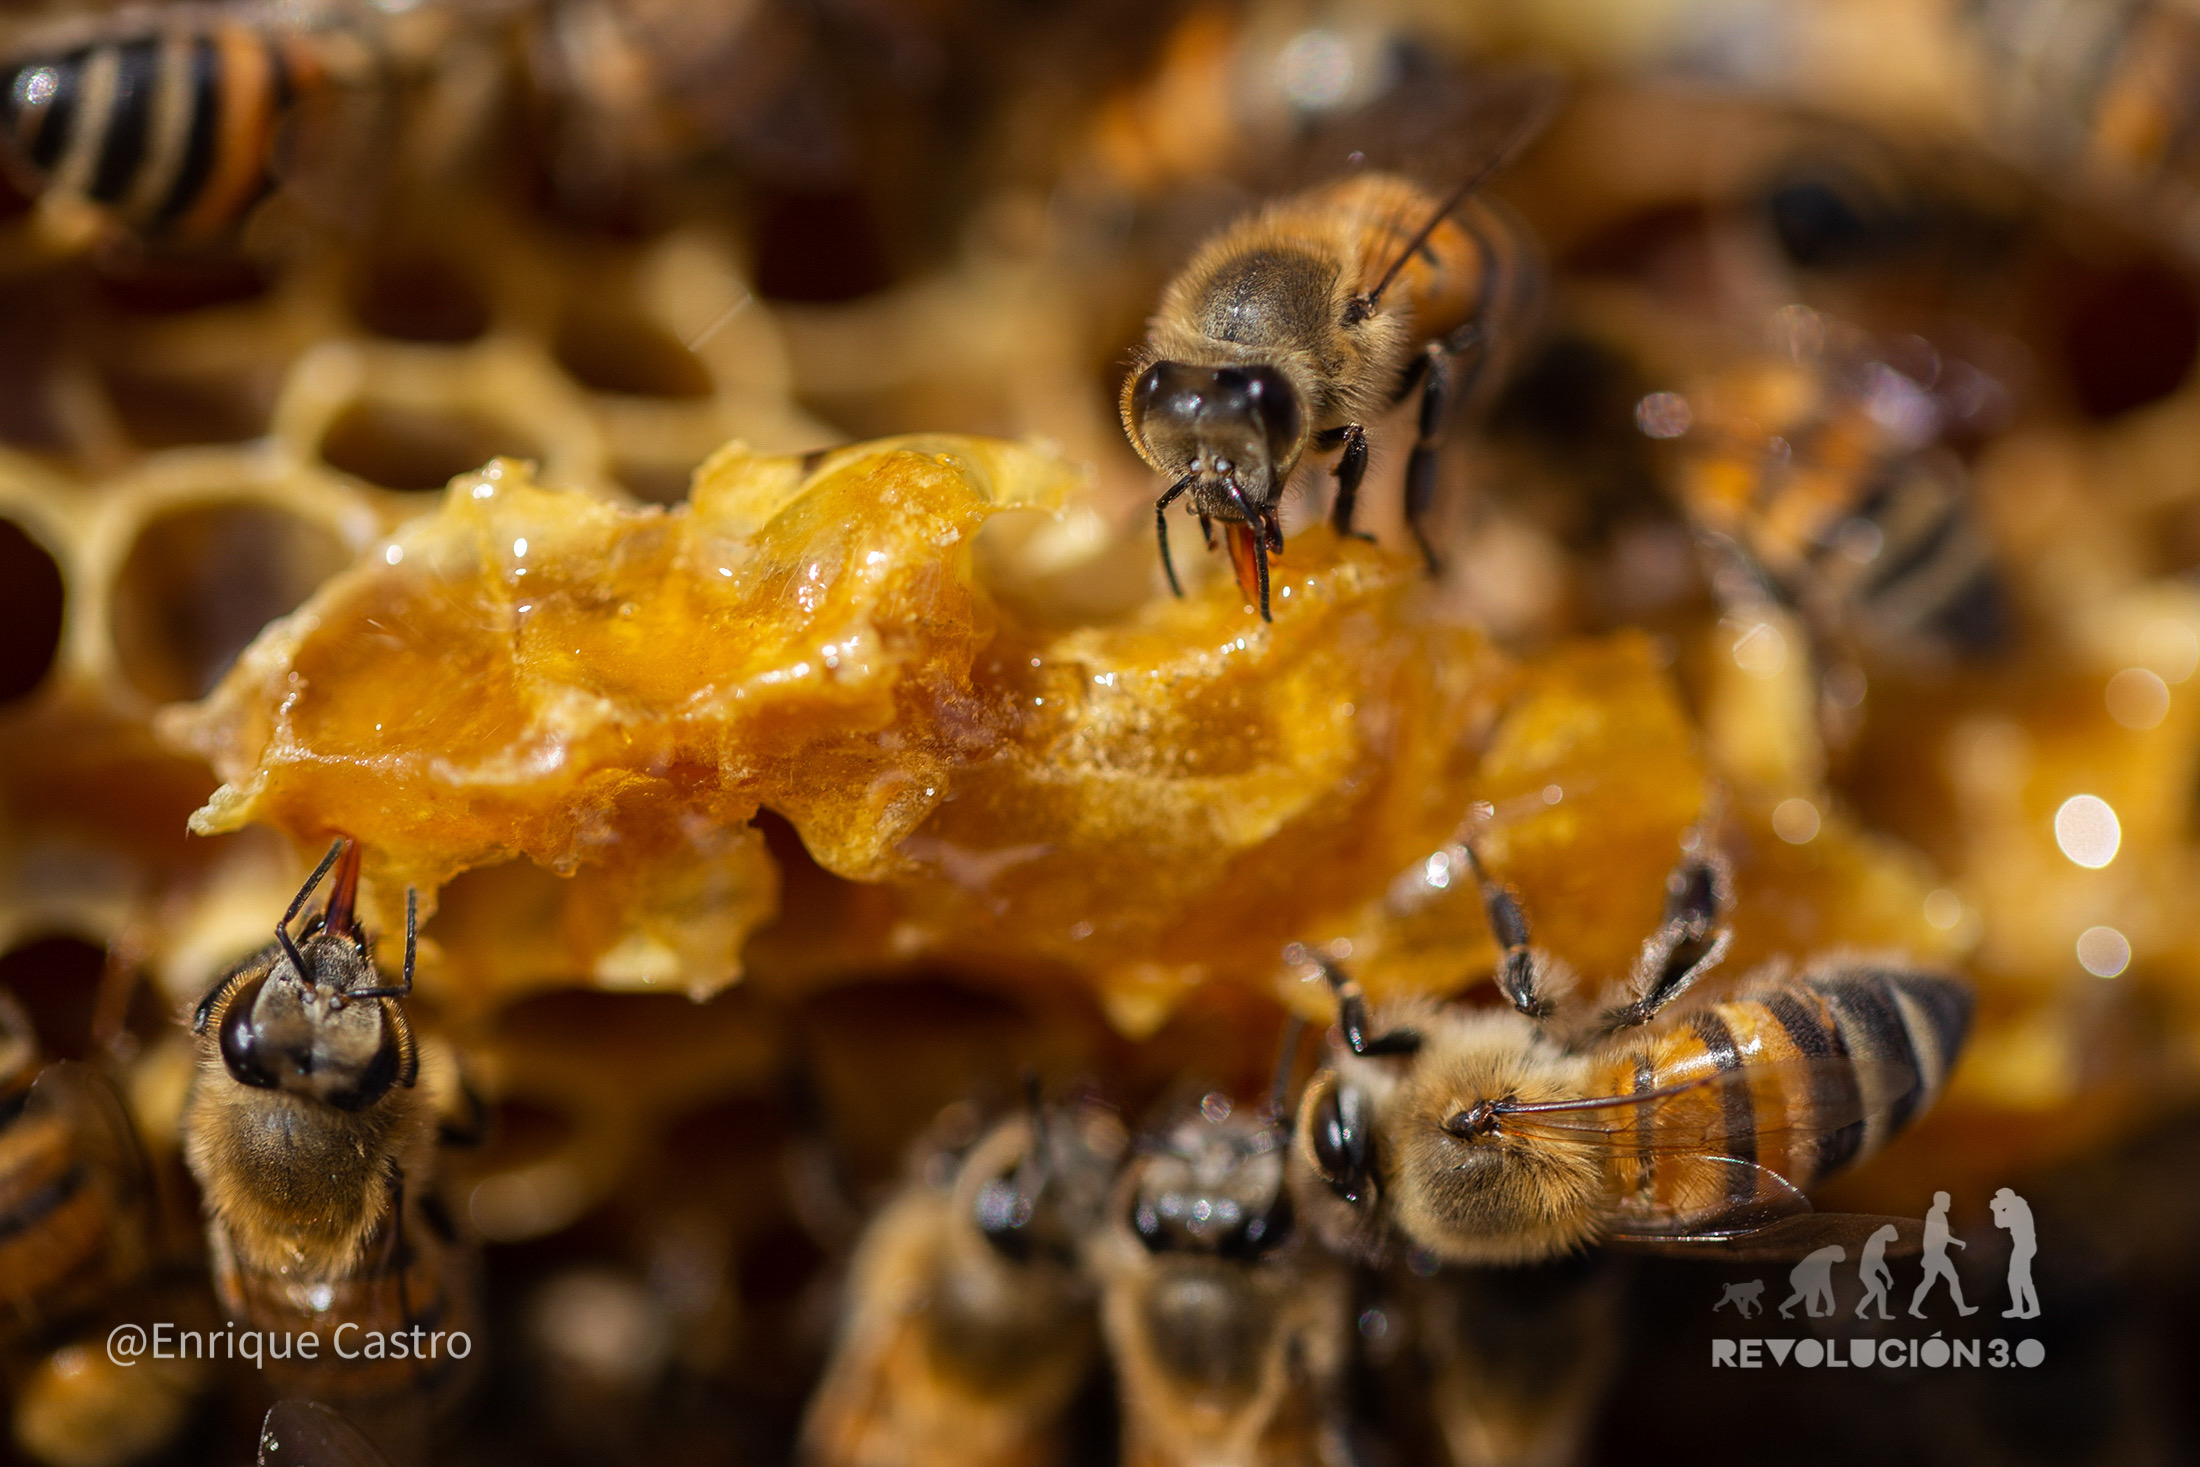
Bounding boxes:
2 18 326 241
1606 962 1972 1202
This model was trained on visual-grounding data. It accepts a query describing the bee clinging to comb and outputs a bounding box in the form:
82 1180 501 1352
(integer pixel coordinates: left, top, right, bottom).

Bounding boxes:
1121 75 1553 620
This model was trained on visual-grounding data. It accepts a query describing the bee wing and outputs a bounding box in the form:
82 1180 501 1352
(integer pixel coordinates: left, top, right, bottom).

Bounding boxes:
1264 51 1562 195
258 1399 396 1467
1614 1212 1927 1261
1494 1055 1923 1154
1601 1153 1814 1242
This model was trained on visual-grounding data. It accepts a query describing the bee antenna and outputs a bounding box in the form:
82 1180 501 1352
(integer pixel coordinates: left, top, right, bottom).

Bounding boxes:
1347 80 1559 323
348 889 421 1001
276 840 347 985
1266 1012 1308 1127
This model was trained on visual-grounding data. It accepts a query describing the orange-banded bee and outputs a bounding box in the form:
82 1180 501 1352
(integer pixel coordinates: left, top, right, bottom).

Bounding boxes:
1088 1082 1354 1467
0 2 384 247
1638 313 2013 677
183 837 479 1408
800 1093 1126 1467
0 988 153 1342
1121 77 1551 620
1287 839 1972 1265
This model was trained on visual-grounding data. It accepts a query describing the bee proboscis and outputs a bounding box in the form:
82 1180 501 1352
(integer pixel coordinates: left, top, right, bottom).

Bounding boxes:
1287 838 1972 1265
1121 76 1554 620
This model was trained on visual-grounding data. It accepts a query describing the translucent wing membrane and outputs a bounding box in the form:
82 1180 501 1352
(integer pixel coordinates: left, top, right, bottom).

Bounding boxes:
1604 1153 1813 1240
1491 1055 1921 1154
1612 1212 1927 1260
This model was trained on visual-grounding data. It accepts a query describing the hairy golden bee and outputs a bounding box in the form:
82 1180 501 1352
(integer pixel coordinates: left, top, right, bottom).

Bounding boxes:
182 838 478 1410
1122 81 1550 619
0 989 152 1344
1089 1088 1353 1467
801 1095 1126 1467
0 0 388 247
1289 841 1972 1266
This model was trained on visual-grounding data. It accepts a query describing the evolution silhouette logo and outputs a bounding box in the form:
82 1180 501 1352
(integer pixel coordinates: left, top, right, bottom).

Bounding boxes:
1709 1188 2044 1370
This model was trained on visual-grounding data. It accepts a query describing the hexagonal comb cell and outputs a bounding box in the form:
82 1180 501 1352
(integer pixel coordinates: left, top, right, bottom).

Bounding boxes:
351 251 494 344
554 304 712 399
109 500 352 705
318 400 544 493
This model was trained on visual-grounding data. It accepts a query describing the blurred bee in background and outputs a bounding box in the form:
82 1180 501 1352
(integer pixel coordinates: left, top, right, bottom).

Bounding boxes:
801 1090 1126 1467
1121 73 1552 620
1087 1079 1354 1467
0 1 399 252
257 1397 397 1466
1287 837 1972 1265
1634 308 2014 721
182 837 480 1413
0 987 152 1343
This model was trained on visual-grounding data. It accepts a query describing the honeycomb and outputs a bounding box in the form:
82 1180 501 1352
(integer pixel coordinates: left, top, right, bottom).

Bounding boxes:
2 0 2199 1463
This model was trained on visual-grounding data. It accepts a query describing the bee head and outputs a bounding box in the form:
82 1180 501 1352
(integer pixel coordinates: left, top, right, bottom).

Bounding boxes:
1127 1094 1293 1261
217 932 408 1111
961 1098 1122 1268
1125 361 1307 514
1292 1014 1609 1265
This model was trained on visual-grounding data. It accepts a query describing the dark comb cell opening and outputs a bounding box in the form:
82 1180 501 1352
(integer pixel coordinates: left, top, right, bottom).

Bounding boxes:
110 500 349 704
352 252 493 344
0 515 64 706
99 361 275 448
614 458 697 505
0 936 108 1062
319 401 542 492
2063 260 2200 420
751 187 894 303
555 306 713 399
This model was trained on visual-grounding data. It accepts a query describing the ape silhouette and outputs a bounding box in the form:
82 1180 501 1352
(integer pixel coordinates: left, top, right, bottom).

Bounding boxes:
1778 1246 1846 1318
1856 1222 1900 1320
1714 1279 1766 1318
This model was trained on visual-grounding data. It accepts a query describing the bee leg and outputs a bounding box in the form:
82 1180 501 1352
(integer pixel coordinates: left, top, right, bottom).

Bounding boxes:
1601 848 1733 1033
1154 474 1193 597
1465 845 1555 1020
1403 344 1456 576
1293 948 1421 1056
1252 522 1273 622
351 888 419 1001
1200 514 1215 551
1325 423 1374 541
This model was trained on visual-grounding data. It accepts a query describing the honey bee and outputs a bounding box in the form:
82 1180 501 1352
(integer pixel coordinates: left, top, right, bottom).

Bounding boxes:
1121 79 1552 620
258 1397 397 1467
0 1 390 248
800 1093 1126 1467
0 988 153 1342
1087 1086 1354 1467
1638 312 2012 685
182 837 479 1408
1287 840 1972 1265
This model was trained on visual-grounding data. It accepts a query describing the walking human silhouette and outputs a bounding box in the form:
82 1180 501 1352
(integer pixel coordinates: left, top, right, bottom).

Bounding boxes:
1855 1222 1900 1319
1990 1187 2040 1318
1778 1245 1846 1318
1909 1191 1978 1317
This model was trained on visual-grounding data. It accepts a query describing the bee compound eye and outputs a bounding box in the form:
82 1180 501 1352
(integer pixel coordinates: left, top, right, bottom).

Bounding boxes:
217 979 279 1090
1241 365 1303 460
1309 1082 1370 1205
